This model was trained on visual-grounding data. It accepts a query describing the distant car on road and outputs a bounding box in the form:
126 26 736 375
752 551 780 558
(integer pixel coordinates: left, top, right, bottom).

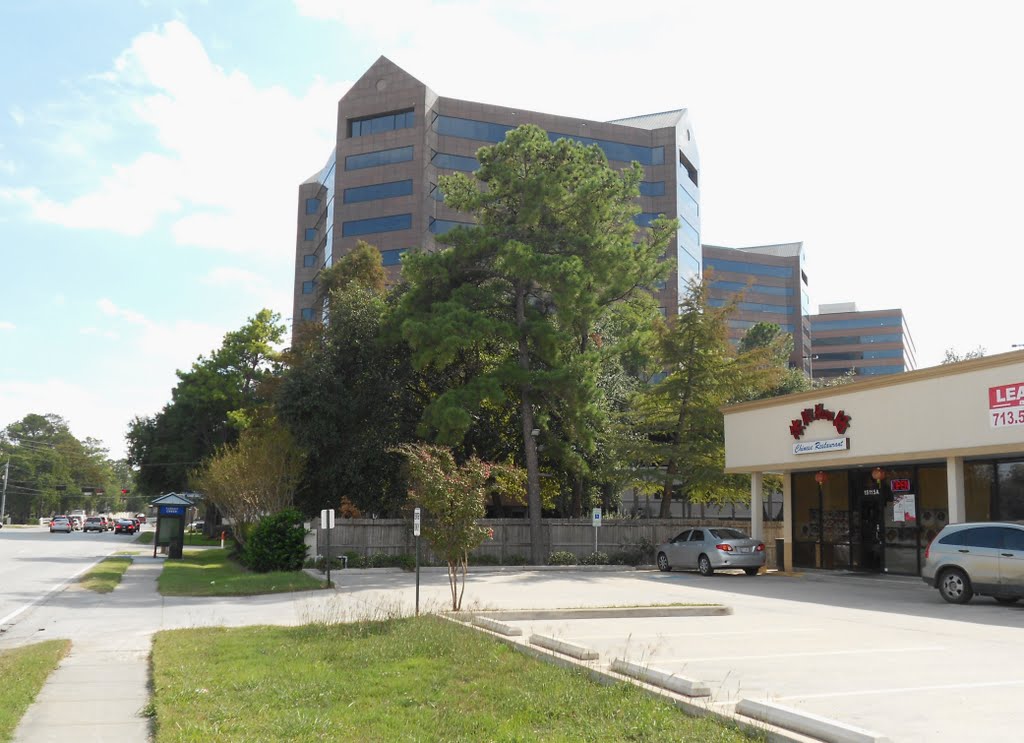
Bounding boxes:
69 516 83 531
656 527 766 576
135 513 147 524
922 522 1024 605
50 517 73 534
83 517 107 533
114 519 138 535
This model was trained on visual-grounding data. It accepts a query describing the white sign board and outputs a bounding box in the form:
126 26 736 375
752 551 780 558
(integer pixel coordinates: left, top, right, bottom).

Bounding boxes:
989 382 1024 428
793 437 850 455
893 493 917 524
413 507 421 537
592 507 602 527
320 508 335 529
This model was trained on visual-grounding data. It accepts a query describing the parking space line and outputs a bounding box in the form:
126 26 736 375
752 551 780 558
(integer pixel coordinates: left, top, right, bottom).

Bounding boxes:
772 678 1024 701
656 645 945 663
550 627 823 640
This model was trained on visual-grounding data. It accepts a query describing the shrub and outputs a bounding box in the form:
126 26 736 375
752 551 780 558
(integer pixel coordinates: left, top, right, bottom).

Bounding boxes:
548 551 578 566
502 554 529 566
242 509 307 573
580 551 609 565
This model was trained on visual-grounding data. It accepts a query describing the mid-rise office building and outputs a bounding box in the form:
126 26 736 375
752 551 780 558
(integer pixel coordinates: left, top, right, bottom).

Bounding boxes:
293 57 701 331
702 242 811 372
809 303 917 379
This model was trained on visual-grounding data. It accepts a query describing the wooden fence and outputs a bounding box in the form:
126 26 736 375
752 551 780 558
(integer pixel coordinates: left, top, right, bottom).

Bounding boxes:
315 518 784 567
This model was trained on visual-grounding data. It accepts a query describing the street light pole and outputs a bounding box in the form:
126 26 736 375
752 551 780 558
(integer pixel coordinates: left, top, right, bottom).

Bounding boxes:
1 458 9 525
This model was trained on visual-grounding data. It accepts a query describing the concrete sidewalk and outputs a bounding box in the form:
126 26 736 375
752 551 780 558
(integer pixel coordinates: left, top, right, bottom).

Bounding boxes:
12 558 164 743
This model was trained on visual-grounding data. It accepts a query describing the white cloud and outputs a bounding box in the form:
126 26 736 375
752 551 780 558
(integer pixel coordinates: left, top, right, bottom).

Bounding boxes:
9 106 24 126
80 326 119 340
0 160 14 175
98 298 148 325
4 22 348 258
95 297 226 367
0 321 14 330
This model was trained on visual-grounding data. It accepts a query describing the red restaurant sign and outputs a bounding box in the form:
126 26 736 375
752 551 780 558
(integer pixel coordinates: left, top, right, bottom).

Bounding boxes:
989 382 1024 410
789 403 852 440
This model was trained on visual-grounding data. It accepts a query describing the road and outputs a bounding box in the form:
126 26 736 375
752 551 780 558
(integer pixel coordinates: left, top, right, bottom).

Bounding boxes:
0 524 146 626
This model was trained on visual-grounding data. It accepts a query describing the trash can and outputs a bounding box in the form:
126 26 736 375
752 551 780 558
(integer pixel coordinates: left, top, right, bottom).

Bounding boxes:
169 539 183 559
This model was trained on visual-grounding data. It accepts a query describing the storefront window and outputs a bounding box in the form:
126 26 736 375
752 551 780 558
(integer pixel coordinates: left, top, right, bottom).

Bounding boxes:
965 462 993 521
916 465 948 570
996 460 1024 520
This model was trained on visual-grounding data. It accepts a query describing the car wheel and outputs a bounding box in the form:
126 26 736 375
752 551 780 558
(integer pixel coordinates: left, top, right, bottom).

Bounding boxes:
743 567 760 576
698 554 714 576
994 597 1020 605
938 568 973 604
657 552 671 572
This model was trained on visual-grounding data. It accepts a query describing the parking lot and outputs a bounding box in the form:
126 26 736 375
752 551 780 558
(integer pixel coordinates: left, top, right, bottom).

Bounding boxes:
460 569 1024 742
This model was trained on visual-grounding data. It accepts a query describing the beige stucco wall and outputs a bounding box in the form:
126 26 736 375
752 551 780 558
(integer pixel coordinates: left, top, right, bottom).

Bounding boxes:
724 351 1024 473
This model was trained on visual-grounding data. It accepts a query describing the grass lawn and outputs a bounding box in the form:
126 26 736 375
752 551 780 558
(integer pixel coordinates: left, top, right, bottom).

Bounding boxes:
79 556 133 593
0 640 70 740
158 548 324 596
151 617 755 743
135 532 154 545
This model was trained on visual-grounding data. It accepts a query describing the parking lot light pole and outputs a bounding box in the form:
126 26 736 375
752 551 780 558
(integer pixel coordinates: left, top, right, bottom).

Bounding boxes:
1 458 9 525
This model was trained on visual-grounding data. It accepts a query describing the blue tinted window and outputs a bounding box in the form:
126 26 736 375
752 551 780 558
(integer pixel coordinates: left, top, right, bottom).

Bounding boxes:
302 280 315 295
710 280 793 297
349 109 414 137
729 319 794 332
303 254 317 268
815 333 902 346
345 146 414 171
811 316 902 331
705 258 792 278
678 217 699 248
430 218 474 235
305 198 321 214
380 248 408 266
300 308 315 321
858 364 905 375
304 227 317 241
709 299 794 314
550 131 664 165
432 152 479 171
342 214 412 237
435 116 512 143
634 212 666 228
343 179 414 204
678 185 699 227
429 183 445 202
863 349 904 359
640 181 665 197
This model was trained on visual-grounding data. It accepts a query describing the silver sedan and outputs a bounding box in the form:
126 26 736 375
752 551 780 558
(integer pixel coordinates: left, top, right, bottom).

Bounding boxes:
656 527 765 576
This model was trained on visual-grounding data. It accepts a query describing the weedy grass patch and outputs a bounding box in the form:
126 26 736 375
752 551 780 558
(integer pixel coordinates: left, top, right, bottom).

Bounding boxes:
150 616 756 742
79 556 133 593
0 640 70 740
157 547 323 597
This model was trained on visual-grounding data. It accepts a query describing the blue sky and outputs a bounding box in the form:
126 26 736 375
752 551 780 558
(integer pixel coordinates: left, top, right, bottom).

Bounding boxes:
2 0 1023 458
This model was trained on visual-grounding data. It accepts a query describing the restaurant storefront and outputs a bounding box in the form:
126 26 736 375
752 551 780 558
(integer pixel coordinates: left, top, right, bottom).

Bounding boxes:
723 351 1024 576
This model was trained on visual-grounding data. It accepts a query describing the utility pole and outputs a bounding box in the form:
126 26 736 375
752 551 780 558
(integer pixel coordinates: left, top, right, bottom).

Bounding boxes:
1 458 9 525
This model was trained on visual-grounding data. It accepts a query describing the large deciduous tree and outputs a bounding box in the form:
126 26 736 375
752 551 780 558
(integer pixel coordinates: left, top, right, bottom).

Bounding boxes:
629 281 785 517
398 124 671 564
126 309 285 495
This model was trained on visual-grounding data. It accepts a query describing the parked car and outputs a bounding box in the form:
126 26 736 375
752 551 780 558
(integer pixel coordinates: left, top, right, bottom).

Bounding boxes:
83 516 107 533
135 513 147 524
922 522 1024 605
656 527 766 576
114 519 138 535
50 517 73 534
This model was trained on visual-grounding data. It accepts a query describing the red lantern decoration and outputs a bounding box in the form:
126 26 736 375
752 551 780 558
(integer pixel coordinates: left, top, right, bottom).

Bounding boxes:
814 471 829 486
871 466 885 483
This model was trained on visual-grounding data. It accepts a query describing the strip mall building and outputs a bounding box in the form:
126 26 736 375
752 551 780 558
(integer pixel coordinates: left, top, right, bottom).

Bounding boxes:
723 351 1024 575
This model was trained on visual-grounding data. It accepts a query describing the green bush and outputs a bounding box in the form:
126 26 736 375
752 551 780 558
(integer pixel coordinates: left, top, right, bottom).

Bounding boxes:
580 551 609 565
502 554 529 566
242 509 307 573
548 551 577 566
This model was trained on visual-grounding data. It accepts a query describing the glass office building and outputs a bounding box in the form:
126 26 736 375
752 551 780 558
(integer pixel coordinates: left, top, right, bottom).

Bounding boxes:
809 303 917 379
293 56 701 335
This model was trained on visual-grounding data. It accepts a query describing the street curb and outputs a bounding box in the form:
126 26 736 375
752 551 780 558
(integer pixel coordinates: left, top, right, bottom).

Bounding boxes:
460 605 730 621
737 699 891 743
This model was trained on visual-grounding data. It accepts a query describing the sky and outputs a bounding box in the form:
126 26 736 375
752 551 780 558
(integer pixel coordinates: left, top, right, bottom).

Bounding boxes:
2 0 1023 459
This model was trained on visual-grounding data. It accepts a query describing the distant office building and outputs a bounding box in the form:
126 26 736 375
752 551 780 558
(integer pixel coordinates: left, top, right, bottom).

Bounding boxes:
702 242 811 371
293 57 701 332
809 303 917 379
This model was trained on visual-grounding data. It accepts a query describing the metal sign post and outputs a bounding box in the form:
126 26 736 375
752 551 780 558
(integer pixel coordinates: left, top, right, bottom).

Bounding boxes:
414 507 421 616
321 508 335 587
592 507 602 552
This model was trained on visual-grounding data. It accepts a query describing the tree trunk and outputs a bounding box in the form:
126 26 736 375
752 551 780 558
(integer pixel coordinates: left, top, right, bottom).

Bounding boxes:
571 477 584 518
516 283 544 566
659 458 677 518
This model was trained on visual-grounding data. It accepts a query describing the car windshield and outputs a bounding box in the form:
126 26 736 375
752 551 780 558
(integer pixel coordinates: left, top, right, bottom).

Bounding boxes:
709 528 749 540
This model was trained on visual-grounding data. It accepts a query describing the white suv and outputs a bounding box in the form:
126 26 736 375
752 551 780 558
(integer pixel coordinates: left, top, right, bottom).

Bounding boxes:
922 522 1024 605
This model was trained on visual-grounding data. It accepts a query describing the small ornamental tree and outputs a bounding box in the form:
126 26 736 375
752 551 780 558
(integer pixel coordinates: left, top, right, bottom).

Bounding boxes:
393 443 517 610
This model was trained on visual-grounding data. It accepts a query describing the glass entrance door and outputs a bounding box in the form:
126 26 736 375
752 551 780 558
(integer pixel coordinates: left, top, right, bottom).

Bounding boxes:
852 473 884 571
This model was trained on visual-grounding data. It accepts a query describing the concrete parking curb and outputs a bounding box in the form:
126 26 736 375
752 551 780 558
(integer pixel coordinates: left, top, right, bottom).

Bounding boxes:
529 634 599 660
463 605 730 621
737 699 891 743
610 658 710 697
472 616 522 636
